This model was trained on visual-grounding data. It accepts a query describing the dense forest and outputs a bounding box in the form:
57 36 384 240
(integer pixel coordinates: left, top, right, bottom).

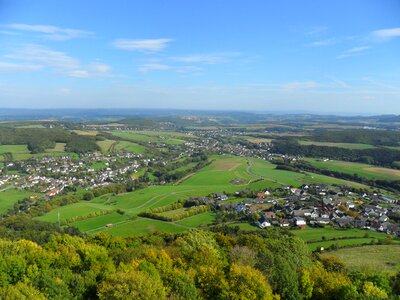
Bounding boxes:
311 129 400 147
0 219 397 300
272 140 400 167
0 128 100 154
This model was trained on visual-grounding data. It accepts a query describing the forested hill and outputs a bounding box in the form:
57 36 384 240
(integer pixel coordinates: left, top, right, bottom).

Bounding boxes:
0 128 100 154
311 129 400 147
0 221 396 299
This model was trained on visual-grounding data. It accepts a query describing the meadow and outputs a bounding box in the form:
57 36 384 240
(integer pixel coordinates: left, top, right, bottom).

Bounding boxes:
292 226 397 251
112 130 188 145
305 158 400 181
323 245 400 274
299 140 376 150
0 188 38 213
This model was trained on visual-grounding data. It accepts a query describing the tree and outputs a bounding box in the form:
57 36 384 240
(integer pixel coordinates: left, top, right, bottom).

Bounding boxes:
227 264 274 300
98 270 166 300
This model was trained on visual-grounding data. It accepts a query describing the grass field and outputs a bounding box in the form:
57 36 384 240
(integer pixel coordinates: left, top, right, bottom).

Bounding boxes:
45 143 66 152
292 226 396 251
112 131 187 145
175 212 216 227
36 155 373 236
299 140 376 149
96 217 189 237
114 141 146 154
0 145 30 155
323 245 400 274
96 140 116 153
305 158 400 181
0 188 38 213
36 201 111 223
71 130 98 136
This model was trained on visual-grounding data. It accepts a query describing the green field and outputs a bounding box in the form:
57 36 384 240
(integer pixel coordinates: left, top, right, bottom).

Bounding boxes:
46 143 66 152
0 188 38 213
305 158 400 181
114 141 146 154
36 156 373 236
292 226 396 251
175 212 216 227
0 144 30 155
96 217 189 237
112 131 187 145
96 140 116 153
36 202 111 223
323 245 400 274
299 140 376 149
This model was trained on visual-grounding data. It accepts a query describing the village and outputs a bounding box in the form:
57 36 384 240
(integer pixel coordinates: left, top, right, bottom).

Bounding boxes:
196 184 400 237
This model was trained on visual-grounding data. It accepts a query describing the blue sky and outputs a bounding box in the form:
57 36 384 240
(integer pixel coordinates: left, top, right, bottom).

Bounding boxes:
0 0 399 113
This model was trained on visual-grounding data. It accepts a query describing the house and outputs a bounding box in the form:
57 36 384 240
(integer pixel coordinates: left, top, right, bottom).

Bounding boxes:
279 219 290 227
257 216 271 228
235 204 248 213
293 217 306 227
214 193 228 201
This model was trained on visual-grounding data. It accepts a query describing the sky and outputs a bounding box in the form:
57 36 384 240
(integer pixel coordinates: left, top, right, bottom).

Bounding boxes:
0 0 399 114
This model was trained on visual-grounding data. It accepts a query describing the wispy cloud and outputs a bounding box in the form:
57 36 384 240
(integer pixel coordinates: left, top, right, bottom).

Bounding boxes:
337 46 370 59
306 26 328 36
113 38 173 51
0 61 43 72
5 44 112 78
170 52 241 64
371 27 400 41
2 23 93 41
138 62 203 74
307 38 336 47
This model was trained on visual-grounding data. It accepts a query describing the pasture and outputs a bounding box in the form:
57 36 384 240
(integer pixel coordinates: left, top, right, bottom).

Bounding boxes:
305 158 400 181
292 226 396 251
0 188 37 213
299 140 376 150
112 130 187 145
323 245 400 274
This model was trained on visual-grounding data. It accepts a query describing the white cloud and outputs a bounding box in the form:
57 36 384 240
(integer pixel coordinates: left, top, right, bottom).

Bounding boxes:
170 52 241 64
113 38 173 51
5 44 112 78
0 61 43 72
337 46 370 59
3 23 93 41
371 27 400 41
308 38 336 47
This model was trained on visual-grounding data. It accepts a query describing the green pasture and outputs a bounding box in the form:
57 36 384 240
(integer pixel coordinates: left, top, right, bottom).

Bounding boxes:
305 158 400 181
114 141 146 154
323 245 400 274
299 140 376 149
0 188 37 213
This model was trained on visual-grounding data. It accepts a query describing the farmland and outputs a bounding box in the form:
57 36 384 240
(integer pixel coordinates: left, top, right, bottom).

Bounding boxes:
34 155 373 236
305 158 400 181
299 140 376 150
